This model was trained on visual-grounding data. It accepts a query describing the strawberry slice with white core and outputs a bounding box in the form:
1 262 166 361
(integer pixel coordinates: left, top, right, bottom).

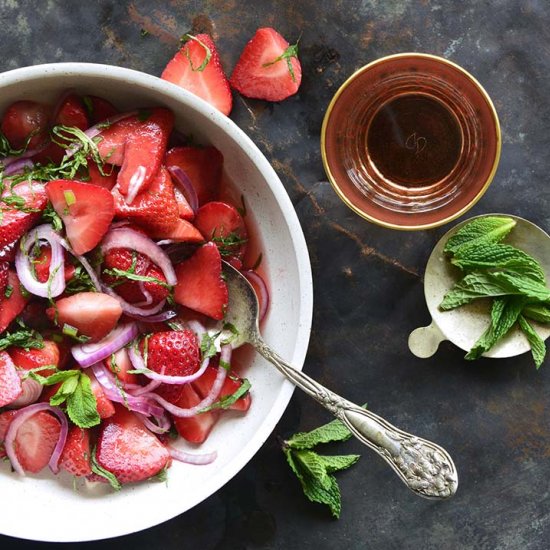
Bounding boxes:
230 27 302 102
174 242 229 320
0 351 22 408
59 426 92 477
47 292 122 343
172 384 219 443
97 406 170 484
0 270 29 334
46 180 115 255
161 34 232 116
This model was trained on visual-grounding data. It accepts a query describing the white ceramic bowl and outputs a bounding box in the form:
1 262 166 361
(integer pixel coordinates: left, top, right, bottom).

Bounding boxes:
0 63 313 542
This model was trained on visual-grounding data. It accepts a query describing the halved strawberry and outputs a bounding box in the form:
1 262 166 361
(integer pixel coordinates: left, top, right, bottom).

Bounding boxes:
82 95 119 124
47 292 122 342
9 340 60 378
0 182 48 251
59 426 92 477
32 245 75 284
173 186 194 220
104 348 138 386
172 384 219 443
80 162 119 191
46 180 115 255
11 410 61 473
101 247 169 306
97 405 170 484
54 93 89 130
0 261 8 296
87 370 116 419
0 351 22 407
0 270 29 333
192 365 251 412
1 100 50 150
174 242 228 320
194 201 248 261
162 34 232 116
113 166 203 242
147 330 200 403
230 27 302 102
96 108 174 202
165 146 223 206
0 410 18 458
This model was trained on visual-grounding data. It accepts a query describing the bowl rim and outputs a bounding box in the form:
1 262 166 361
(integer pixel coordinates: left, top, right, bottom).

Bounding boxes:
0 62 313 542
320 52 502 231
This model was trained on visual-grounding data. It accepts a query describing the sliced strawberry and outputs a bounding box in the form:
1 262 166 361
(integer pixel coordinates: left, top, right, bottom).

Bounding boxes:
46 180 115 255
96 108 174 202
0 182 48 251
0 261 8 296
0 410 18 458
47 292 122 342
172 384 219 443
101 247 169 306
0 270 29 333
113 166 203 241
192 365 251 412
1 100 50 150
0 351 22 407
11 410 61 473
104 348 138 386
87 370 116 419
9 340 60 378
82 95 119 124
230 27 302 102
174 242 228 320
147 330 200 403
39 381 62 404
97 405 170 484
195 201 248 261
54 93 89 130
59 426 92 477
162 34 232 116
173 186 194 220
80 162 119 191
165 146 223 205
32 245 75 284
0 242 17 263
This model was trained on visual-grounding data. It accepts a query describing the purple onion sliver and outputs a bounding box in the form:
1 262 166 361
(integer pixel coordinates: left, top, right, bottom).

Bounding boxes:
4 403 68 476
7 376 43 409
2 142 47 167
168 166 199 214
72 322 139 368
125 310 177 323
136 412 171 434
169 446 217 465
4 158 34 176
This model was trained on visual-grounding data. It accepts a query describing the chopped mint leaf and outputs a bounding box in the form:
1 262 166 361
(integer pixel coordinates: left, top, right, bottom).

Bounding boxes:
262 40 300 82
42 203 63 232
200 377 250 412
151 466 169 484
4 284 13 298
91 446 121 491
200 332 219 361
140 28 150 38
103 267 172 289
211 232 248 257
182 34 212 72
220 322 239 346
62 323 91 343
0 323 44 352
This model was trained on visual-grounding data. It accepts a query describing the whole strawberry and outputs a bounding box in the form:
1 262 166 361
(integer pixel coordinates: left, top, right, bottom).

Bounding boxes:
146 330 200 403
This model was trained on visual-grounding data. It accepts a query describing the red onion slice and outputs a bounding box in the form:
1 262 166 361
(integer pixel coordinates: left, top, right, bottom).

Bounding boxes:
168 166 199 214
127 345 211 385
72 323 139 368
15 224 66 298
1 142 47 167
4 403 68 475
125 310 177 323
4 158 34 176
136 412 171 434
243 271 270 322
7 375 43 409
144 352 228 418
169 446 217 465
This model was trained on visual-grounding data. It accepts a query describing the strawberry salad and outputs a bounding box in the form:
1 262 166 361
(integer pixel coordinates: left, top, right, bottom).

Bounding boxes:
0 91 269 487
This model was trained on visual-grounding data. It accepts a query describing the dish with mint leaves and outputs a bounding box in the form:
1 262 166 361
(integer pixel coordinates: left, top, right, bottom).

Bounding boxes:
439 215 549 367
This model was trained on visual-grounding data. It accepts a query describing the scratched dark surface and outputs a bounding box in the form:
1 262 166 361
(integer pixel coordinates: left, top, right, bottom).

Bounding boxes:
1 0 549 548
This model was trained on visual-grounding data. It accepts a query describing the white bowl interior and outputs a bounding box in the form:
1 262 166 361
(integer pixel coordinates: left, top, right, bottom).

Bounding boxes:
0 64 313 542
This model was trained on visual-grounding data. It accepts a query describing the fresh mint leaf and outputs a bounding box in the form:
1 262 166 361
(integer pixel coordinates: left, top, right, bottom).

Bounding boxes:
490 272 550 302
0 324 44 351
66 372 101 429
518 315 546 369
90 446 121 491
200 332 219 361
103 267 172 289
317 454 360 473
287 417 353 450
200 378 251 412
522 304 550 324
444 216 516 254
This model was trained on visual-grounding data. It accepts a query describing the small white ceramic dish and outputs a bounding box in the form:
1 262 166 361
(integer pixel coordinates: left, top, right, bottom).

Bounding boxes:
409 214 550 359
0 63 313 542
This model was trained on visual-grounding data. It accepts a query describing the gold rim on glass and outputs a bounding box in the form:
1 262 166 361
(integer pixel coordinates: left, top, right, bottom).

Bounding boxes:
320 52 502 231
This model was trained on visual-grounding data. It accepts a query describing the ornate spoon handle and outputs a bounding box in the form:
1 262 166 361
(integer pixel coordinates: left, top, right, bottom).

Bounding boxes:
253 336 458 499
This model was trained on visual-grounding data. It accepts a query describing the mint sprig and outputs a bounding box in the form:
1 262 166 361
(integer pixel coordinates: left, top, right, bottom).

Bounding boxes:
90 446 121 490
283 411 364 518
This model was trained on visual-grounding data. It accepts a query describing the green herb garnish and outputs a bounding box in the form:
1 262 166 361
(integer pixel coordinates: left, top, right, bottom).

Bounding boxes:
262 40 300 82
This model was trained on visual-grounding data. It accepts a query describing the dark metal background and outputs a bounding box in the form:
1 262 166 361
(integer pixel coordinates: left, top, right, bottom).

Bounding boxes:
1 1 549 548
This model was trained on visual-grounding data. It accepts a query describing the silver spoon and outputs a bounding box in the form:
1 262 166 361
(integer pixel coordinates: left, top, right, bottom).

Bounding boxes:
222 261 458 499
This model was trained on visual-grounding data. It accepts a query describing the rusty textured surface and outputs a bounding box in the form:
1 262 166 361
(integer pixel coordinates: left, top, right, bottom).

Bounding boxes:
1 0 549 548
